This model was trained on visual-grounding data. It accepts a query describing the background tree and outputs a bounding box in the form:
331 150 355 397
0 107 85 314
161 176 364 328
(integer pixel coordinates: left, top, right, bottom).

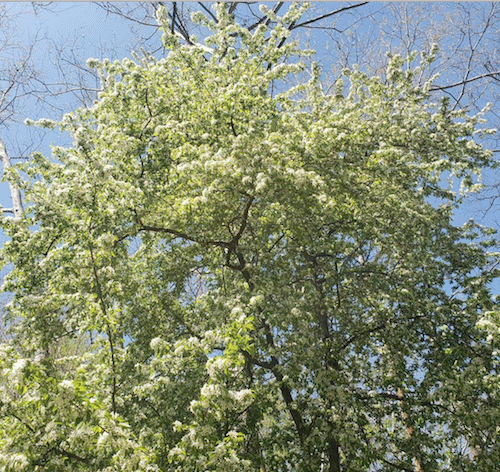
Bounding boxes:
0 4 499 471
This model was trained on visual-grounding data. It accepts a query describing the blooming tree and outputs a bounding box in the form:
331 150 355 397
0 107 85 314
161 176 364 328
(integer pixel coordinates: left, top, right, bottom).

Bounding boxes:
1 4 499 471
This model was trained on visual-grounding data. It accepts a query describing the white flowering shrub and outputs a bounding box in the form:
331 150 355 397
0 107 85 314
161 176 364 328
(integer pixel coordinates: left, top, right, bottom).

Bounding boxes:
1 3 499 471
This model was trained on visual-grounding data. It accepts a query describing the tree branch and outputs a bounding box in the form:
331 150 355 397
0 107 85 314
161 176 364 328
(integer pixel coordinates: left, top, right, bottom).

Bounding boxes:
291 2 369 30
138 224 230 248
89 246 117 415
430 70 500 92
381 458 414 472
247 2 285 32
197 2 218 23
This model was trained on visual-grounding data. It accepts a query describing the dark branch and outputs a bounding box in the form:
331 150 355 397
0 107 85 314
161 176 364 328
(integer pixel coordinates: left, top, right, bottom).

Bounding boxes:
381 458 414 472
138 224 229 248
241 349 278 370
247 2 285 31
89 246 117 414
291 2 369 30
431 70 500 92
197 2 218 23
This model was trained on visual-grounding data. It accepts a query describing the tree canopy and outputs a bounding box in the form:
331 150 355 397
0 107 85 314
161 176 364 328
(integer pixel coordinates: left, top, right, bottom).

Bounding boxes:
0 3 500 471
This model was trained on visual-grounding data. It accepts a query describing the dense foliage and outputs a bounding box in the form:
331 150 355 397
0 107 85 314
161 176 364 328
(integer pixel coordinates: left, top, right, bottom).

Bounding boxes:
1 4 499 471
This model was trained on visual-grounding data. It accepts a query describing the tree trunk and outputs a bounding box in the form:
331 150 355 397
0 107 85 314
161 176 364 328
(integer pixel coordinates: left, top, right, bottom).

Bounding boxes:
397 387 423 472
0 139 23 218
328 434 341 472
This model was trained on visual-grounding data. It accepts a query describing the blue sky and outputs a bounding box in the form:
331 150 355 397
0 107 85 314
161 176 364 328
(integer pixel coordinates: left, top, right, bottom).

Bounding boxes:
0 3 145 208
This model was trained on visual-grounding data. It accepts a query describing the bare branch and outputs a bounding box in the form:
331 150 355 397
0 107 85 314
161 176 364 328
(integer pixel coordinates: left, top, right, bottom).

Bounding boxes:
452 4 495 108
291 2 369 30
430 69 500 92
197 2 218 23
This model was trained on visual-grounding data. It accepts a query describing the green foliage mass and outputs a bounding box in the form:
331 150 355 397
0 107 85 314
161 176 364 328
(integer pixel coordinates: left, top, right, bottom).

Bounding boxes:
1 3 500 471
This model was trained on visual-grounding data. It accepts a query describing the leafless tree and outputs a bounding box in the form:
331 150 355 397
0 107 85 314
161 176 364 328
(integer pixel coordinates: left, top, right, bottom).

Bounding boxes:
0 4 44 217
